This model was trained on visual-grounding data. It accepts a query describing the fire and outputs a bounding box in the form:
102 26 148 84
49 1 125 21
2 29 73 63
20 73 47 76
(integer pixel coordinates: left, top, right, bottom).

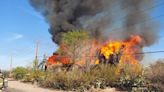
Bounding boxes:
99 35 143 74
100 35 142 65
46 39 100 67
46 53 70 67
100 41 123 59
46 35 143 72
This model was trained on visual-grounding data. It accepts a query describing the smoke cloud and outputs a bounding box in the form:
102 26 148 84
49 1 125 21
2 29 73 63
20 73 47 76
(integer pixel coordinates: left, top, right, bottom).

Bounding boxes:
30 0 158 46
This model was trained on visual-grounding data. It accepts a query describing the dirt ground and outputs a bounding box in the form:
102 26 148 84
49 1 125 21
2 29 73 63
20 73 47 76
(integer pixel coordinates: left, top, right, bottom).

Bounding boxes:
5 79 62 92
5 79 118 92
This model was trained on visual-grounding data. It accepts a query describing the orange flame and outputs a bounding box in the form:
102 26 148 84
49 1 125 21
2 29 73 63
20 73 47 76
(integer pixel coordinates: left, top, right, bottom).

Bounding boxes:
100 35 143 74
46 53 70 67
100 35 142 65
47 35 143 72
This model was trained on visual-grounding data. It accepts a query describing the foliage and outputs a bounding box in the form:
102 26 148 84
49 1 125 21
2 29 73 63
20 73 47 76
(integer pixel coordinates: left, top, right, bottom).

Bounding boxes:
145 60 164 91
12 61 164 92
12 66 46 84
39 64 153 92
118 74 146 91
12 67 28 80
61 30 91 64
23 69 46 83
39 64 119 91
90 65 119 88
116 64 147 91
40 70 93 91
2 70 10 78
62 30 89 46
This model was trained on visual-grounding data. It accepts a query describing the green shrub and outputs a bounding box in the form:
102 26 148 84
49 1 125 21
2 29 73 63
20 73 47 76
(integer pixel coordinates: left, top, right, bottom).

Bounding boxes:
90 65 119 88
2 70 10 78
115 64 148 91
23 69 46 83
118 75 147 91
12 66 46 83
145 60 164 91
13 64 157 91
40 70 91 91
12 67 28 80
39 64 119 91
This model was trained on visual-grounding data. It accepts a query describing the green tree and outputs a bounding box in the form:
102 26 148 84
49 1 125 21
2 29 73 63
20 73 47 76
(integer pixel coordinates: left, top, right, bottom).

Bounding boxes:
62 30 89 46
12 67 28 80
61 30 90 65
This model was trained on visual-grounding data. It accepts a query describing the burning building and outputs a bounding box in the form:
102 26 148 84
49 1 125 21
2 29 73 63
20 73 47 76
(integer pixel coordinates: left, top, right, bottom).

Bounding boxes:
30 0 158 68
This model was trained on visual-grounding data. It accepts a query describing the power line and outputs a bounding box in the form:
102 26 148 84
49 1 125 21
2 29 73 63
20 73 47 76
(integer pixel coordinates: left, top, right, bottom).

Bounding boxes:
10 0 164 62
110 12 164 32
117 1 164 20
106 1 164 31
11 19 164 60
87 0 164 28
10 55 13 73
134 50 164 55
102 0 163 19
44 50 164 58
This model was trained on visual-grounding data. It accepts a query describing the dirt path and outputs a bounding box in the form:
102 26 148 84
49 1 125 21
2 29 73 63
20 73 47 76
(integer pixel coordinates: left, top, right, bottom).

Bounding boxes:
5 79 117 92
6 79 62 92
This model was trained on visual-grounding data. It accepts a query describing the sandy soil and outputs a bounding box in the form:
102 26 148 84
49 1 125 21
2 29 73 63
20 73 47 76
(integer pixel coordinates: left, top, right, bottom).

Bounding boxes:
5 79 119 92
6 79 62 92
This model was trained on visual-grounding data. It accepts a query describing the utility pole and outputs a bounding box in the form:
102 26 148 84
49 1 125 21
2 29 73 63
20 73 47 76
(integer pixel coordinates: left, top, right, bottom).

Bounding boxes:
34 41 39 70
10 55 12 70
10 55 13 74
35 41 39 61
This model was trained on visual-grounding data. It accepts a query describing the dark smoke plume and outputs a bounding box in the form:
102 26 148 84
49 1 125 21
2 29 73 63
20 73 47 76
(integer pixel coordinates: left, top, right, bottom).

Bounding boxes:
30 0 158 46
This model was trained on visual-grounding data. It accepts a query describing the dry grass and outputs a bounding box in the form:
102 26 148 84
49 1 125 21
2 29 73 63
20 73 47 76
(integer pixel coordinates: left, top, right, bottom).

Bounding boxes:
39 64 119 91
13 62 164 91
145 60 164 91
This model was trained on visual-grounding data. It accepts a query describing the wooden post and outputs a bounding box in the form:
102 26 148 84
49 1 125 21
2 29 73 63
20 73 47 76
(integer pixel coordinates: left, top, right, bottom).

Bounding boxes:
10 55 13 76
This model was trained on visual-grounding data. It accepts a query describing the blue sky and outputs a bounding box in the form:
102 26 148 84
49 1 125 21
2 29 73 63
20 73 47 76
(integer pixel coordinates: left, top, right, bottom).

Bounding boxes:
0 0 57 70
0 0 164 70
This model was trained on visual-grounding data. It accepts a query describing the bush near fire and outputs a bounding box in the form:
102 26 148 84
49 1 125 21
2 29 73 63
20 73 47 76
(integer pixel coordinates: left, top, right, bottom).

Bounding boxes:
46 31 142 73
29 0 163 91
